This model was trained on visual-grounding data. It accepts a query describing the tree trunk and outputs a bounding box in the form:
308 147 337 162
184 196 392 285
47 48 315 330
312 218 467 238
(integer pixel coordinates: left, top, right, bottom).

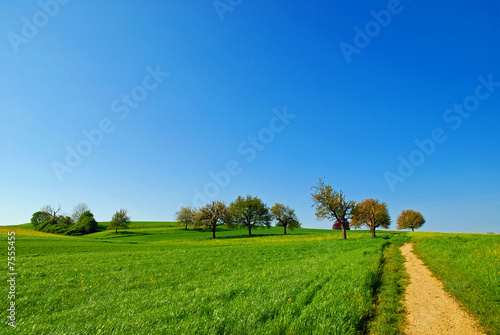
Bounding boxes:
341 225 347 239
283 225 287 235
411 227 414 232
371 226 376 238
115 227 118 233
185 223 188 230
212 223 216 239
248 225 252 236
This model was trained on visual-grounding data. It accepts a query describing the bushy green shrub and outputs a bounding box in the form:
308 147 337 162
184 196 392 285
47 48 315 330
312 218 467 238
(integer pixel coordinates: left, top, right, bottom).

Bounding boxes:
67 211 98 235
30 209 99 236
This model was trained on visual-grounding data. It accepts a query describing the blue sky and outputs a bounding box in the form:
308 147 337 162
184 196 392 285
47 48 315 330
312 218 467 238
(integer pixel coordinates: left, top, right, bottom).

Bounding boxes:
1 0 499 233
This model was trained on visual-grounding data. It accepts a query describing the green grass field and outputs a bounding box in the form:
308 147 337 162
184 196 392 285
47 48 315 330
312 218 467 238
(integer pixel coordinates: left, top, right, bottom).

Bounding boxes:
0 223 498 334
411 232 500 335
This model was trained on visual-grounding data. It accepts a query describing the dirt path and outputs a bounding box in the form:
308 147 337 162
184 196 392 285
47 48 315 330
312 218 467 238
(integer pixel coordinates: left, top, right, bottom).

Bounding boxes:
400 243 485 335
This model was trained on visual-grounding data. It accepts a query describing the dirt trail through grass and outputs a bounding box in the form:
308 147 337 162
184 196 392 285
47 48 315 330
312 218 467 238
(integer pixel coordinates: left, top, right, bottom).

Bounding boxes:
400 243 485 335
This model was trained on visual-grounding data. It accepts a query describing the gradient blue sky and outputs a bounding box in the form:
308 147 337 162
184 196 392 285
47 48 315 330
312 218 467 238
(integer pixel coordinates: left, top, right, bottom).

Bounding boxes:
1 0 499 232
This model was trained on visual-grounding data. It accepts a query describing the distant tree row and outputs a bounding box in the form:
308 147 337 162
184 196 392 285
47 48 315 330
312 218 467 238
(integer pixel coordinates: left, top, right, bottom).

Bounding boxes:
311 178 425 239
174 195 301 238
30 204 131 236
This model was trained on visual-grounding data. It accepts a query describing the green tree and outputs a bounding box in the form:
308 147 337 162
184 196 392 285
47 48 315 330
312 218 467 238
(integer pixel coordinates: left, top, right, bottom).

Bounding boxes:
311 178 356 239
396 209 425 232
194 201 229 238
44 215 73 235
229 195 271 236
67 211 98 235
270 203 301 235
31 211 51 230
174 206 196 230
351 198 391 238
108 208 131 233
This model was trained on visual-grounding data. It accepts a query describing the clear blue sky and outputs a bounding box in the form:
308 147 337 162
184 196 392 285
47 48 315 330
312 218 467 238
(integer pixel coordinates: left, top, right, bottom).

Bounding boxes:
1 0 499 233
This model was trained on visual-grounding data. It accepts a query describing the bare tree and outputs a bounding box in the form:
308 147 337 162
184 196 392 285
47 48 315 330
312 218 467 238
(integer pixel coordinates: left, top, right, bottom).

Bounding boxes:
71 203 90 222
40 204 61 218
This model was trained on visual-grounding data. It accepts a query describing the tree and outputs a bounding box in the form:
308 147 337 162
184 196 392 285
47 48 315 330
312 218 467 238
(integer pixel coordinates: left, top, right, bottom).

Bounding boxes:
351 198 391 238
108 208 131 233
67 211 98 235
397 209 425 232
270 203 301 235
311 178 356 239
71 203 90 222
40 204 61 218
45 215 73 234
194 201 230 238
174 206 196 230
31 211 51 230
229 195 271 236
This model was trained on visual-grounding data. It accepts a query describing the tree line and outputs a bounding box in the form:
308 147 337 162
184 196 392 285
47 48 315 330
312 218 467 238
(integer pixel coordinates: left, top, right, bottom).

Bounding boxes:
29 178 425 238
30 204 131 236
175 195 301 238
176 179 425 239
311 178 425 239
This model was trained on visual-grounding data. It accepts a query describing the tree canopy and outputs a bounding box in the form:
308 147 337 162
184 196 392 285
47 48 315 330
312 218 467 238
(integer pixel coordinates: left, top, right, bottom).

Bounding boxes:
311 178 356 239
270 203 301 235
67 211 98 236
194 201 230 238
31 205 99 236
174 206 196 230
229 195 271 236
108 208 131 233
396 209 425 231
351 198 391 238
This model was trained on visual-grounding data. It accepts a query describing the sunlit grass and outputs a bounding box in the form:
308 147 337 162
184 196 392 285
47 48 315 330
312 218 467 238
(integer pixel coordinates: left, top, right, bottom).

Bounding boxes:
4 223 496 334
0 227 394 334
0 227 72 238
411 232 500 335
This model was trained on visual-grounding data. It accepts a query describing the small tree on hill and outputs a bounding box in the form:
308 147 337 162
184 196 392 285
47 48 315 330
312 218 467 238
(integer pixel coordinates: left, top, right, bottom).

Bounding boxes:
351 198 391 238
311 178 356 239
108 208 131 233
174 206 196 230
229 195 271 236
396 209 425 232
194 201 230 238
270 203 301 235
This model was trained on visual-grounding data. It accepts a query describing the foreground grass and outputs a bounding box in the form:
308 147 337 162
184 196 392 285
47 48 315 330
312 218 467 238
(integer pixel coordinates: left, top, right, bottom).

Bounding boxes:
411 232 500 335
4 223 496 334
1 228 399 334
368 235 410 335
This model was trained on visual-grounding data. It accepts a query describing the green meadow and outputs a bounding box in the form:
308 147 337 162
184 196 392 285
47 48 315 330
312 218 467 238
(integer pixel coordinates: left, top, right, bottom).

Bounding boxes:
1 223 498 334
411 232 500 335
